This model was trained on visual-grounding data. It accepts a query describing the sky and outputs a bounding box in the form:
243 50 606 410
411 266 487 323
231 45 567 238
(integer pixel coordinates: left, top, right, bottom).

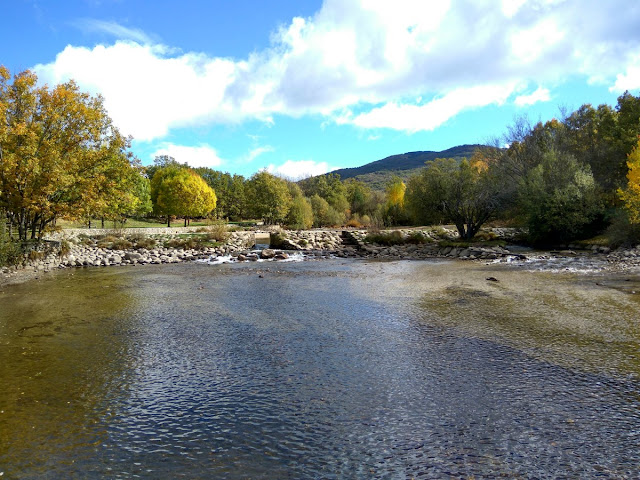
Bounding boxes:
3 0 640 179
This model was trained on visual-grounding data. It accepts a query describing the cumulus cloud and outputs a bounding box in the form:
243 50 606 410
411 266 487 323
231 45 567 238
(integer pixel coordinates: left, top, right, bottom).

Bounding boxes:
267 160 334 180
33 0 640 140
150 143 225 168
339 84 516 132
514 86 551 106
611 54 640 92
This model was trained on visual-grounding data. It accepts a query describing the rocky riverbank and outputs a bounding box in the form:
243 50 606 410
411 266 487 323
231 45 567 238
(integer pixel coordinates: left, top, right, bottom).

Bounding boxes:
2 226 640 285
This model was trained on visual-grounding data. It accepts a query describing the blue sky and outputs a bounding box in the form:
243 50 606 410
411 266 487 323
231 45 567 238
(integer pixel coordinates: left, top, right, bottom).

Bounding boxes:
3 0 640 179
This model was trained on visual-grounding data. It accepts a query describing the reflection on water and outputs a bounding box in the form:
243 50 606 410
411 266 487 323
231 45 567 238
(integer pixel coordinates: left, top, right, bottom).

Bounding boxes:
1 260 639 478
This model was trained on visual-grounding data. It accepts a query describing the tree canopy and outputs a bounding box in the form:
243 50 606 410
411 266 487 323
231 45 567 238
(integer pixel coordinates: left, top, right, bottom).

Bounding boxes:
245 171 292 225
151 166 217 226
0 67 141 240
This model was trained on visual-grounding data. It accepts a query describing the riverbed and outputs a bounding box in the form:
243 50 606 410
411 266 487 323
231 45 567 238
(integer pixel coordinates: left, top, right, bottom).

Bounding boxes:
1 259 639 478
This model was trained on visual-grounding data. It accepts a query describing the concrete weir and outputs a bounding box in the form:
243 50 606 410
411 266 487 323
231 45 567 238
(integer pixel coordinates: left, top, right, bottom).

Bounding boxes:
254 232 271 248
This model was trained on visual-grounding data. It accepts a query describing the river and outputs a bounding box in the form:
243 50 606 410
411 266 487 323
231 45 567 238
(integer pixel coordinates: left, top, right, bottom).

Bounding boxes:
1 259 639 478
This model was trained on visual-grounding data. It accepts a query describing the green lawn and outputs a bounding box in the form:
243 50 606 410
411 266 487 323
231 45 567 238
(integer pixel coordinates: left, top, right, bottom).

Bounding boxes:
57 217 218 229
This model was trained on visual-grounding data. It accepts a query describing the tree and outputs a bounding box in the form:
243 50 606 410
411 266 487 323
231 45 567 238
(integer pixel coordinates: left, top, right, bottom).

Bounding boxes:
345 179 373 216
405 175 444 226
94 163 153 226
300 173 349 217
519 149 603 244
195 168 247 221
618 138 640 224
384 176 408 225
0 67 138 240
286 196 313 229
245 171 291 225
151 167 216 226
407 158 503 240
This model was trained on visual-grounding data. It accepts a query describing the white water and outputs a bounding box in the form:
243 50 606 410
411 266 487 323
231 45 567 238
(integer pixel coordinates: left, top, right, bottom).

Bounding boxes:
198 251 306 265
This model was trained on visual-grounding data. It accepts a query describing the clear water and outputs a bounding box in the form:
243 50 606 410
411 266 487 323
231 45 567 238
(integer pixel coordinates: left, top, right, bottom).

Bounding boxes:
1 259 639 478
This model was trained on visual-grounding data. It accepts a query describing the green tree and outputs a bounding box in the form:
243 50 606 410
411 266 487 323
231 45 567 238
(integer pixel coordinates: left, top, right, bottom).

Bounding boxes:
245 171 291 225
0 67 138 240
300 173 349 217
286 196 313 230
407 158 502 240
195 168 247 221
519 149 603 244
344 179 373 216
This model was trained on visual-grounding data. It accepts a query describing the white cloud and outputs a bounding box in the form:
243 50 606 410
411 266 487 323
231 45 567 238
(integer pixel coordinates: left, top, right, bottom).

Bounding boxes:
611 54 640 92
246 145 275 163
32 0 640 139
150 143 224 168
267 160 333 180
341 84 516 132
514 87 551 106
35 41 242 141
72 19 157 44
501 0 527 18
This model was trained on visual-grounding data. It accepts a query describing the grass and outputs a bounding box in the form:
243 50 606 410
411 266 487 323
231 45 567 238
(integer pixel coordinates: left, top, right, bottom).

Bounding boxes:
56 217 216 229
573 235 611 247
163 235 222 250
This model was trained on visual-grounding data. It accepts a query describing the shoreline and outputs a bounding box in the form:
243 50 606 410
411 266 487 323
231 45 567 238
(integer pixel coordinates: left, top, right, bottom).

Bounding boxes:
2 227 640 288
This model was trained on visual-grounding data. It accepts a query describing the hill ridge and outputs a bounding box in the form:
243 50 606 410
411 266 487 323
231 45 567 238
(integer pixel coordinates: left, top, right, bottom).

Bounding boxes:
329 144 482 183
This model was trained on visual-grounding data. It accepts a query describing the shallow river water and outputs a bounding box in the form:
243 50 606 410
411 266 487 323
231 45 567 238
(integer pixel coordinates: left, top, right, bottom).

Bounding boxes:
1 259 639 478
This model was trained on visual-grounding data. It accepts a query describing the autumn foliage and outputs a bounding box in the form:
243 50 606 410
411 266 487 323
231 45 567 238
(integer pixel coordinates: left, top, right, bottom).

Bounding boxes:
0 67 148 240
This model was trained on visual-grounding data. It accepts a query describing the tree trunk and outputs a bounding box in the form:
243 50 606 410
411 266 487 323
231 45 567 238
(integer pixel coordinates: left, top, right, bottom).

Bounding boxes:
101 217 105 228
184 217 187 227
167 215 171 228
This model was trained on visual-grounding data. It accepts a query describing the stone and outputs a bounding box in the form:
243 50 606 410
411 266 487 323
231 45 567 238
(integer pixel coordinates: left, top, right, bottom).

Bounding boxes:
260 249 276 259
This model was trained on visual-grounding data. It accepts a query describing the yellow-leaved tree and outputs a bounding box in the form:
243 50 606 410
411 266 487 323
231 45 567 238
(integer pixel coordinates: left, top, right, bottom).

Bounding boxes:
618 137 640 224
152 167 217 227
0 67 141 240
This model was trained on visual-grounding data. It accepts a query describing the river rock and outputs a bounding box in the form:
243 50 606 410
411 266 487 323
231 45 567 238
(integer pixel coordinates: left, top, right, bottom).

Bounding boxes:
124 252 142 261
260 249 276 259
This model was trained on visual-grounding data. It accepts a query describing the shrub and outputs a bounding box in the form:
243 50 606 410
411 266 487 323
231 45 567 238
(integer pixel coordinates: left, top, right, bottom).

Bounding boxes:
96 235 119 248
364 230 405 246
204 223 230 242
473 230 499 242
429 226 452 240
606 211 640 247
110 238 133 250
28 249 44 261
346 215 363 228
406 231 432 244
0 223 22 267
58 240 71 257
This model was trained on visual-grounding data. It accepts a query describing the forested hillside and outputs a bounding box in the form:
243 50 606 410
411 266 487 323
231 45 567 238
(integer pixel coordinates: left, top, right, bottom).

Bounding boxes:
328 145 481 189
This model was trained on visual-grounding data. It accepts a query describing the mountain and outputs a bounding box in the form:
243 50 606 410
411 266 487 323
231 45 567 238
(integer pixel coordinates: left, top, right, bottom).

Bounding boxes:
329 144 483 189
